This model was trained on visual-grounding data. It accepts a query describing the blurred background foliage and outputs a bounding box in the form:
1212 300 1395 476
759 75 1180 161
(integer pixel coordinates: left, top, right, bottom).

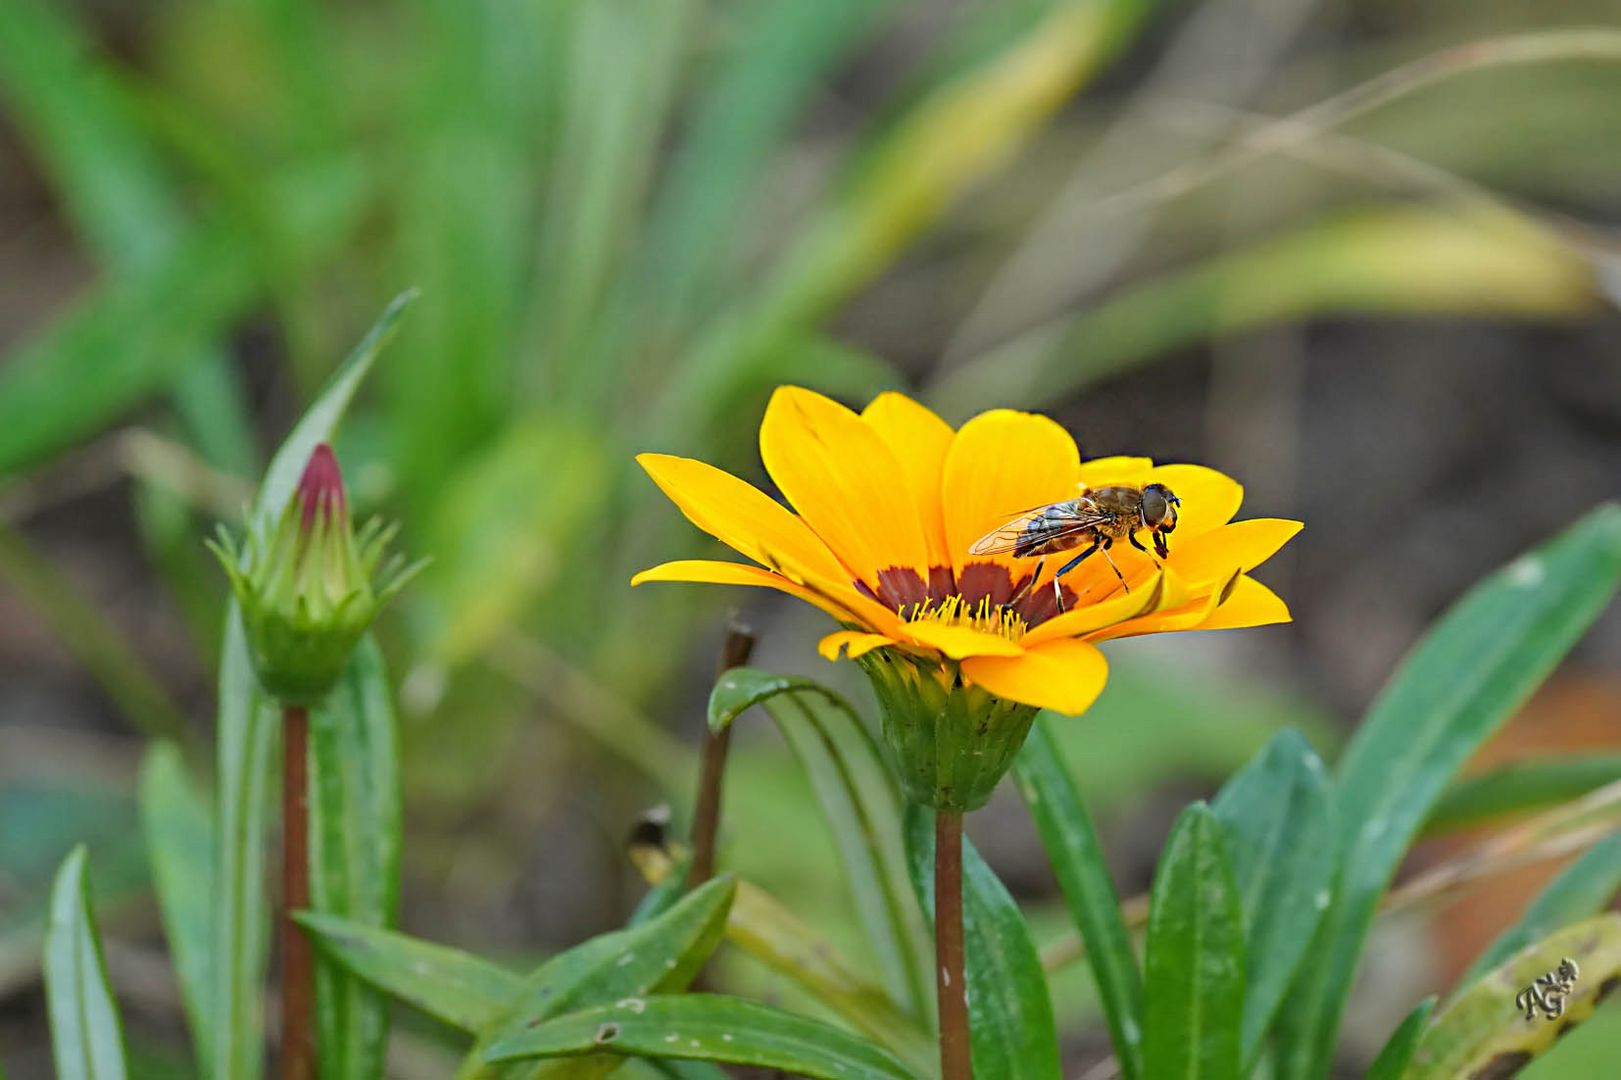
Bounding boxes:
1 0 1619 1074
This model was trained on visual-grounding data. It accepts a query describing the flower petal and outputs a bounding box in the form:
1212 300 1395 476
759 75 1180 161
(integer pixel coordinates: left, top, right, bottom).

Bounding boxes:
862 392 955 571
901 620 1025 659
761 386 931 584
942 408 1081 585
1076 456 1153 489
818 630 895 661
962 638 1109 716
637 453 849 586
1087 565 1243 641
1146 463 1243 541
1194 576 1292 631
1167 519 1302 587
1022 570 1178 646
632 559 903 635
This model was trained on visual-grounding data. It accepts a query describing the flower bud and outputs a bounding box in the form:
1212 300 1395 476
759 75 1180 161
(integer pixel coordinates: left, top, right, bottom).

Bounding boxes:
856 649 1039 812
209 444 421 705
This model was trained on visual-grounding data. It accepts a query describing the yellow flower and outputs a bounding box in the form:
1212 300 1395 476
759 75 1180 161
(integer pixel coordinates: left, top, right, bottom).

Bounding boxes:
634 386 1299 719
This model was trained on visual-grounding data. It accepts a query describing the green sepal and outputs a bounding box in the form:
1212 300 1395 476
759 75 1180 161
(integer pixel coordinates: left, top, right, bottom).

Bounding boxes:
857 649 1037 811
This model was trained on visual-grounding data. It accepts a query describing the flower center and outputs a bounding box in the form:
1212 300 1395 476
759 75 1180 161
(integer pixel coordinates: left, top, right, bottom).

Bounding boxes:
903 595 1027 642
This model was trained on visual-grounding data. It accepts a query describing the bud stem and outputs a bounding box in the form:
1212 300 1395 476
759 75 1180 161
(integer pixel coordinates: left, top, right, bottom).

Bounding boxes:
686 622 756 889
281 705 316 1080
936 809 973 1080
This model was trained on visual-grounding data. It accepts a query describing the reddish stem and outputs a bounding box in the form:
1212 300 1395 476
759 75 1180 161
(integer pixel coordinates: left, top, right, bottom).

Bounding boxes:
686 623 755 889
936 809 973 1080
281 705 315 1080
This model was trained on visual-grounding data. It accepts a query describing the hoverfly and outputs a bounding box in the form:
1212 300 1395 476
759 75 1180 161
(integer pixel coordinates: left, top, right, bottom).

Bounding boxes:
969 483 1180 613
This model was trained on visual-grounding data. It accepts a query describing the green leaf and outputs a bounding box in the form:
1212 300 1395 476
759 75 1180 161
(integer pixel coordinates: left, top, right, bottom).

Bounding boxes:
309 638 401 1080
251 289 417 538
1012 716 1143 1079
0 0 257 475
456 875 738 1078
710 668 929 1019
1142 804 1245 1080
905 805 1061 1080
1426 756 1621 833
1407 915 1621 1078
210 295 412 1080
1210 728 1336 1065
718 876 933 1070
44 846 128 1080
0 158 369 476
296 912 522 1033
1462 829 1621 985
138 744 216 1069
210 611 277 1080
483 995 922 1080
1277 505 1621 1078
1365 996 1435 1080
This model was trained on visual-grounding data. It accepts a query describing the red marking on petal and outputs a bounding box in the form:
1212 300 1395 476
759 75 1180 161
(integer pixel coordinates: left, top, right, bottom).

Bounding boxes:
956 562 1015 608
296 443 347 532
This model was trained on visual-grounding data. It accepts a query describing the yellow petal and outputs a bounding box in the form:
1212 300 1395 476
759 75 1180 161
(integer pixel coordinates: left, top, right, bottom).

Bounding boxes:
1146 463 1243 541
632 559 903 636
818 630 895 661
901 619 1025 659
961 638 1109 716
862 392 955 570
1022 570 1172 646
761 386 931 584
1088 566 1243 641
942 408 1081 585
637 453 849 586
1167 519 1302 587
1076 456 1153 489
1195 576 1292 631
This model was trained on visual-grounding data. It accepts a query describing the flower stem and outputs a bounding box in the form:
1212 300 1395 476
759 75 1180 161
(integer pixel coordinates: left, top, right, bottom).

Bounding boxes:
687 622 755 888
281 704 315 1080
935 809 972 1080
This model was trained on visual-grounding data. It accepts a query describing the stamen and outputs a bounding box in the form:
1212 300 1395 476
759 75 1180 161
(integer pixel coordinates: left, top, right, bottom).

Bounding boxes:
904 594 1027 641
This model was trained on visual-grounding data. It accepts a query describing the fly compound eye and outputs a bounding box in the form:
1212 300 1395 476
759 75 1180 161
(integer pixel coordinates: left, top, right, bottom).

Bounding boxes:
1140 486 1168 527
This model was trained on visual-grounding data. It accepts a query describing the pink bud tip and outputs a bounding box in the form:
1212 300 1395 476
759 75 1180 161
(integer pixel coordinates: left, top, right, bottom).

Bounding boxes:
296 443 347 531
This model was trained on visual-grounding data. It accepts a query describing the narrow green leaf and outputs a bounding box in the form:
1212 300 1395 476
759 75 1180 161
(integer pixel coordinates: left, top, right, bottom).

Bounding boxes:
1408 915 1621 1078
484 995 922 1080
297 912 522 1033
636 0 899 331
0 0 257 475
905 805 1061 1080
0 158 369 475
138 744 216 1069
44 846 128 1080
456 875 737 1078
1426 756 1621 833
710 668 930 1020
1012 716 1143 1079
1278 505 1621 1078
1365 996 1435 1080
1142 804 1245 1080
719 877 933 1070
252 289 417 537
1210 728 1335 1065
309 638 401 1080
211 611 277 1080
1463 829 1621 985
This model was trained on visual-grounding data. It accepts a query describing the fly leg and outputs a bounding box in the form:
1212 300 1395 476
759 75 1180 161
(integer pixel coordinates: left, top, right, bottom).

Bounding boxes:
1007 557 1046 607
1097 537 1130 596
1127 530 1163 568
1050 538 1103 613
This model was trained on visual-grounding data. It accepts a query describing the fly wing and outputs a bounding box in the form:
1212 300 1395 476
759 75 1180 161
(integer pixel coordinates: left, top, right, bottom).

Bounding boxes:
968 500 1109 556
